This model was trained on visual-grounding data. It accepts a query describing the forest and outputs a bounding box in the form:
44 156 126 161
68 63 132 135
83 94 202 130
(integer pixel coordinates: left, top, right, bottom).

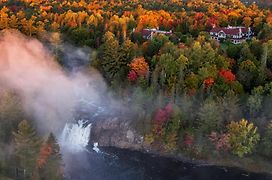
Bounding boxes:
1 0 272 179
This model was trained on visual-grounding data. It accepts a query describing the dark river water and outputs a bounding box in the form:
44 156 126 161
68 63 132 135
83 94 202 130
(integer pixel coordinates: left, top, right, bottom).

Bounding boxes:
63 147 272 180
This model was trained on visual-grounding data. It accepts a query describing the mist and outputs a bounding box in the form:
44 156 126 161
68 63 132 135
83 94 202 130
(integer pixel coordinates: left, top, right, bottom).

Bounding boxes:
0 29 108 134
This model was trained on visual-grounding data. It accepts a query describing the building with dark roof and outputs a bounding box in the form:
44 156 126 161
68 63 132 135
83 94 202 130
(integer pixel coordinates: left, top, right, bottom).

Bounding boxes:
210 26 254 44
141 28 172 40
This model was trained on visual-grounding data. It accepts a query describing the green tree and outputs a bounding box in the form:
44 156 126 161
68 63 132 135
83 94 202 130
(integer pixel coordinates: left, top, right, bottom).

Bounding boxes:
219 92 242 125
227 119 260 157
155 53 187 96
198 98 223 134
266 40 272 69
197 65 217 82
98 31 120 81
247 86 264 117
262 83 272 119
13 120 41 179
69 27 91 46
258 24 272 41
239 44 257 63
259 122 272 158
187 41 203 72
159 42 182 59
0 91 23 143
237 59 258 90
145 34 169 59
117 39 137 80
164 111 182 152
184 73 199 90
249 38 263 60
226 44 242 60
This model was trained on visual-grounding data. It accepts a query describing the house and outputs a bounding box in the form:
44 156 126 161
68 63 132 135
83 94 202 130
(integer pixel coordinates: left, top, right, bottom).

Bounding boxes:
141 28 172 40
210 26 254 44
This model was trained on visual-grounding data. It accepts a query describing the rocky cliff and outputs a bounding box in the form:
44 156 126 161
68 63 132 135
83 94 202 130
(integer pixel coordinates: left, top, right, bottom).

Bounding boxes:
91 116 146 150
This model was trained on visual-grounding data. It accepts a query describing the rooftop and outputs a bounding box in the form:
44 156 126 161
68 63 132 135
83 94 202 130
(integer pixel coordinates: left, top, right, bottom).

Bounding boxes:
210 26 251 35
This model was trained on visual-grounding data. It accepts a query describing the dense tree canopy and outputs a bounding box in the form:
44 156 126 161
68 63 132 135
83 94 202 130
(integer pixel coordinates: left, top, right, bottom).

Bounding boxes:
1 0 272 177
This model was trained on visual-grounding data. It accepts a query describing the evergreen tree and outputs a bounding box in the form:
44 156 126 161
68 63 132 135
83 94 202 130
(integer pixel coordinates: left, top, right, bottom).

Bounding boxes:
98 31 120 81
117 39 137 80
145 34 169 59
0 91 23 143
219 91 242 125
239 44 257 63
13 120 41 179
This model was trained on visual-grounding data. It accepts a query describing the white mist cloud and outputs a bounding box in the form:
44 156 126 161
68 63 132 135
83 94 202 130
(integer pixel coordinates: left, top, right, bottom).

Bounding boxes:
0 29 107 134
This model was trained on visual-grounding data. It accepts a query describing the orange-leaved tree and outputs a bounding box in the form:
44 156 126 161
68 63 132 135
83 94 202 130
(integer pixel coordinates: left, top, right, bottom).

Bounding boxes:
129 57 149 77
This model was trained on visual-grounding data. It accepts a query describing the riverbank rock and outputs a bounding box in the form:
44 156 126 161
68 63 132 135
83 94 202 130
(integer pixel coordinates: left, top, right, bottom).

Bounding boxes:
91 117 144 150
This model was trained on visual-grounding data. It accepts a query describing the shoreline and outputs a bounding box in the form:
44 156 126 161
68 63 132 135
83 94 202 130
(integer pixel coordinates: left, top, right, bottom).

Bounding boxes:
98 145 272 177
91 117 272 176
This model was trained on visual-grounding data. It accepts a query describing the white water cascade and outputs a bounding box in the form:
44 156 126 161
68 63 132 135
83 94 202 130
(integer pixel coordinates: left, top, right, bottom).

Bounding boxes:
60 120 92 153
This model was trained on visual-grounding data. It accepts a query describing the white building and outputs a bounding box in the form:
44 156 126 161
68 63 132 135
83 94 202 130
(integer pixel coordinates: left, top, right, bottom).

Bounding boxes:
210 26 254 44
141 28 172 40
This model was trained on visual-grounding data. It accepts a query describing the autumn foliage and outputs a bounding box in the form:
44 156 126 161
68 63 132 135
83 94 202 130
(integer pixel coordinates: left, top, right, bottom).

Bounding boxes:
184 134 194 147
2 0 272 168
209 132 231 152
127 70 138 82
204 77 215 88
219 69 236 82
128 57 149 77
154 104 173 126
37 143 52 168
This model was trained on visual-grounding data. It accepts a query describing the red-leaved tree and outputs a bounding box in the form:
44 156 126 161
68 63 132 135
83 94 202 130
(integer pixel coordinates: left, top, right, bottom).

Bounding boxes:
218 69 236 82
153 104 173 133
128 70 138 82
204 77 215 88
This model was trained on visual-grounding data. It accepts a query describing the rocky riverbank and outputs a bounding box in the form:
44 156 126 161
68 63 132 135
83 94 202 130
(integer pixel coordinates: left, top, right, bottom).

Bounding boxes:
90 117 272 176
91 117 145 150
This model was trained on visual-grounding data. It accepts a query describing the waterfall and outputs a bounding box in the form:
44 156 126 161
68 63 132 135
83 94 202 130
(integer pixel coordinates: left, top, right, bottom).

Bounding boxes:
60 120 92 152
59 82 105 153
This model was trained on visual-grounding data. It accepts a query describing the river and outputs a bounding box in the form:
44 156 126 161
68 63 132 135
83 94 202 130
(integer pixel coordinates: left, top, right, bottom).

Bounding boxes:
62 146 272 180
59 121 272 180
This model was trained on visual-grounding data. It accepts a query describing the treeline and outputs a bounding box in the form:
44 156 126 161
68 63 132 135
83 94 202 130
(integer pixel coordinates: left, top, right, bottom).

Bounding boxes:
0 0 272 47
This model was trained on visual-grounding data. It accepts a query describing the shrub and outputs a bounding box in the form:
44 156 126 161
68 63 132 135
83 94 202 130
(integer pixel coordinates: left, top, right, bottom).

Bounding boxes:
144 133 155 145
184 134 194 148
164 113 181 151
247 86 264 117
164 132 178 151
209 132 231 152
227 119 260 157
